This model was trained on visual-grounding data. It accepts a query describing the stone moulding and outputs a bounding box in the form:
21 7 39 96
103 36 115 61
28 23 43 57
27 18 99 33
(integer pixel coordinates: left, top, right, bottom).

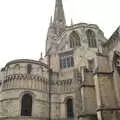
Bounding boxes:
93 71 113 75
5 59 49 69
96 107 120 111
0 116 49 120
78 113 97 118
5 74 47 81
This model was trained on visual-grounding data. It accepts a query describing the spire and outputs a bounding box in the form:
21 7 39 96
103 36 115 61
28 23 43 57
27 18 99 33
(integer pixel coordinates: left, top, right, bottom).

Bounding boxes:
53 0 66 35
54 0 66 24
46 0 66 54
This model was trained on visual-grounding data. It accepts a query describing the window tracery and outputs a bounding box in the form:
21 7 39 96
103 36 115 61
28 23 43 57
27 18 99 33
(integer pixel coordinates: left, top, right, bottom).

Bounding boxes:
60 54 74 69
86 29 97 48
69 31 81 48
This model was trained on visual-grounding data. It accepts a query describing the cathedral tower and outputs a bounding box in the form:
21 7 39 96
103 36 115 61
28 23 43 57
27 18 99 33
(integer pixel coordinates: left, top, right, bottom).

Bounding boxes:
46 0 66 54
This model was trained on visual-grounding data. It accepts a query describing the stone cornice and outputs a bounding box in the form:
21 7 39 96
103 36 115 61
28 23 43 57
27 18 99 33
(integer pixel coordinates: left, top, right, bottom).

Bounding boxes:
0 116 49 120
93 71 113 76
66 23 99 30
1 88 49 94
78 113 97 118
96 106 120 111
5 59 49 69
4 74 48 82
0 97 18 102
51 91 75 95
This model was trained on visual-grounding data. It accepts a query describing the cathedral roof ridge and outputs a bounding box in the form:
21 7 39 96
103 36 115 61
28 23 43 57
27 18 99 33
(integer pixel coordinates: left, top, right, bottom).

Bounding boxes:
58 48 73 54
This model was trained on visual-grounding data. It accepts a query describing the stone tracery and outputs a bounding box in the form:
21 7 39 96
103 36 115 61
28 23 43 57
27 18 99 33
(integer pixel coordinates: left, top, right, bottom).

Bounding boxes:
69 31 81 48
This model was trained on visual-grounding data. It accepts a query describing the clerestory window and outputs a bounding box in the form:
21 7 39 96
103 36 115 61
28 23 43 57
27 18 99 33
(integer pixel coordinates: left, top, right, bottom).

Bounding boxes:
86 29 97 48
69 31 81 48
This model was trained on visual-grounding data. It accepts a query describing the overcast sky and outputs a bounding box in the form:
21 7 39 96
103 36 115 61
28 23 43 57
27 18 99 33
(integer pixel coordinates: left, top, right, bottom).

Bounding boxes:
0 0 120 68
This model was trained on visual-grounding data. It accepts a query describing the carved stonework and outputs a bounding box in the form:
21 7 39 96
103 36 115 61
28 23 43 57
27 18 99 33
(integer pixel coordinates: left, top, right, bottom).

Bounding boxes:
113 51 120 74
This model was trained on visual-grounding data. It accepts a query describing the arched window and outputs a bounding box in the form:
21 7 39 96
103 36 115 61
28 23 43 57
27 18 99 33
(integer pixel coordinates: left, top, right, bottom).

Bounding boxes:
66 98 74 119
69 31 81 48
27 64 32 74
21 94 32 116
86 29 97 48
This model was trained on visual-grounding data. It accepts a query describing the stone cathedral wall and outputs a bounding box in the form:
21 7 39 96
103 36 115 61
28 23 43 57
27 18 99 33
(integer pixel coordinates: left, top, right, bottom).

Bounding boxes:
50 77 75 120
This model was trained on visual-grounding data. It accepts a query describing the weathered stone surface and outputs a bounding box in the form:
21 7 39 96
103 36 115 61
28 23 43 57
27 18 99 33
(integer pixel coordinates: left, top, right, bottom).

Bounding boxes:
0 0 120 120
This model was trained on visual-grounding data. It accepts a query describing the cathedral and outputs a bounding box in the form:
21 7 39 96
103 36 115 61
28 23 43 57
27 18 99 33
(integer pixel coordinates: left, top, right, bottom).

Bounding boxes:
0 0 120 120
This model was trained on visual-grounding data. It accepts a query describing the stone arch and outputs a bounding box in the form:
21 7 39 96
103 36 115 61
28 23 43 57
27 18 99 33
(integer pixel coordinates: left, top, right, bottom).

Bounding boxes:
19 91 35 117
64 96 74 119
86 29 97 48
69 31 81 48
21 94 32 116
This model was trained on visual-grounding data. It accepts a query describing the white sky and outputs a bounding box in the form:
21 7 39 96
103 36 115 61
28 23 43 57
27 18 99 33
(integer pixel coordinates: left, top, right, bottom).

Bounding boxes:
0 0 120 68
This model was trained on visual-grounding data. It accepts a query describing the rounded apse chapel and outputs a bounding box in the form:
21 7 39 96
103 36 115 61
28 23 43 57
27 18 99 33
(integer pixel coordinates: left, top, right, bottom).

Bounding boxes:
0 59 49 120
